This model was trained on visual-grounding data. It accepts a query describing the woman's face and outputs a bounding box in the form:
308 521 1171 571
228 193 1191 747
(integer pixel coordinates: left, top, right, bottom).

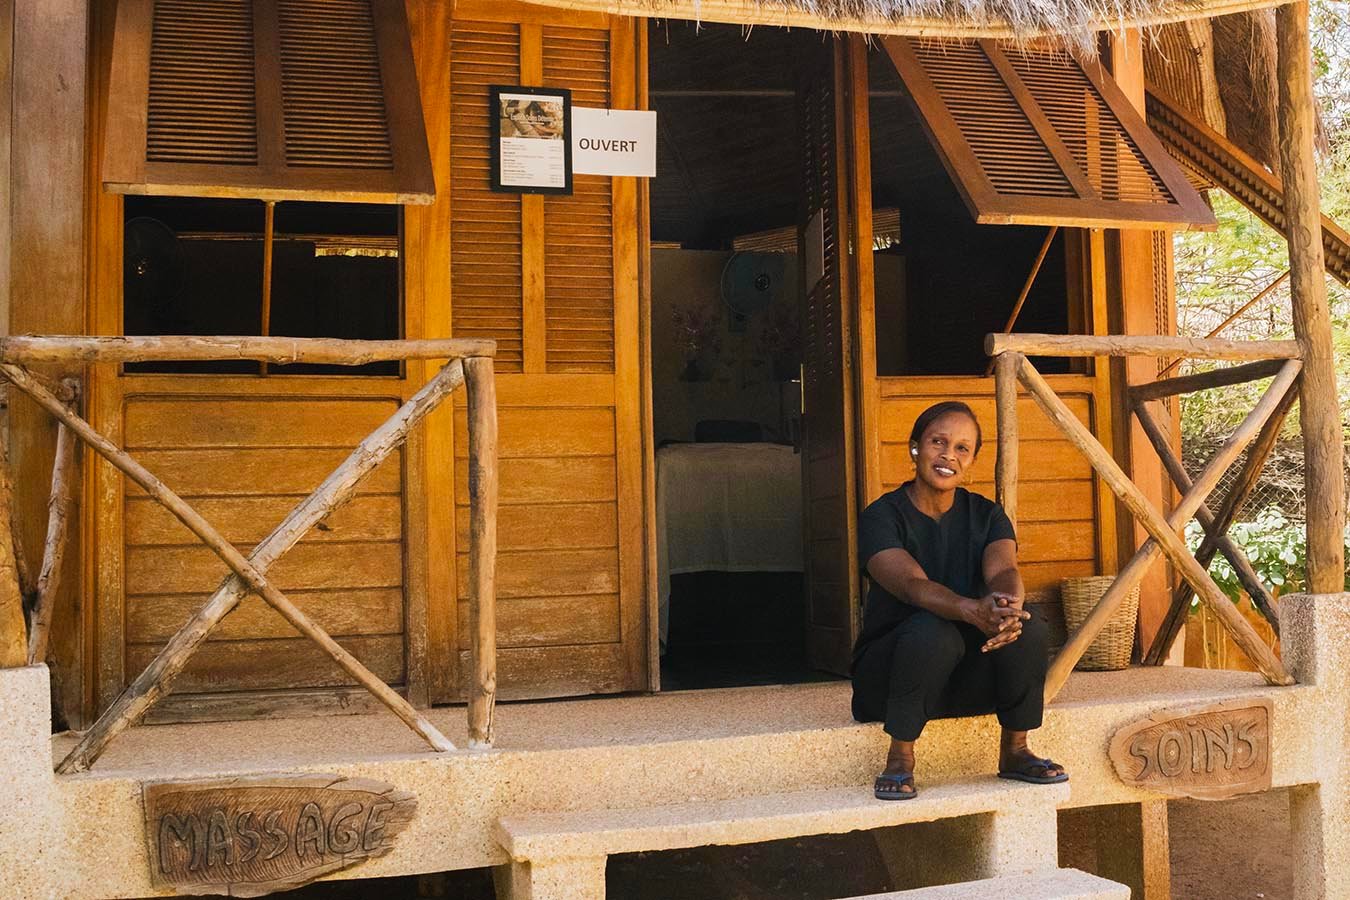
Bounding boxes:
910 412 980 491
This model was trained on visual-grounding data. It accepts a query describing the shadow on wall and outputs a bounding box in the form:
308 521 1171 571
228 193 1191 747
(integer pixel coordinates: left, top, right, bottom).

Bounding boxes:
651 248 800 446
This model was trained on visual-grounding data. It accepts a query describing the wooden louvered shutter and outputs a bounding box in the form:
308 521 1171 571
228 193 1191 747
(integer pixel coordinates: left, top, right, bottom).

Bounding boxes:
544 26 615 373
880 38 1214 230
799 42 860 676
450 22 525 372
104 0 433 203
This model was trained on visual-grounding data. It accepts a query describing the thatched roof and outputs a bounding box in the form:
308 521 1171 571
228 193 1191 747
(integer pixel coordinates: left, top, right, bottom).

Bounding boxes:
524 0 1292 45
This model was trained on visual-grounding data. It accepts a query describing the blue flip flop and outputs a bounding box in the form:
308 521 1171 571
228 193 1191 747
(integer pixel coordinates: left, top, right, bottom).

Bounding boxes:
997 756 1069 784
873 772 918 800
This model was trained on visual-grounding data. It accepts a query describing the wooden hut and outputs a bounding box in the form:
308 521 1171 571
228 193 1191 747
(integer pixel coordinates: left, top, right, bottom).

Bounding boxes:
1 0 1347 896
13 0 1326 729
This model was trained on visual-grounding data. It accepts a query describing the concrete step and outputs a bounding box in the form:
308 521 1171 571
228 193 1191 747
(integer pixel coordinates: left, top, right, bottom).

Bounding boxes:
496 777 1070 899
497 776 1069 861
838 868 1130 899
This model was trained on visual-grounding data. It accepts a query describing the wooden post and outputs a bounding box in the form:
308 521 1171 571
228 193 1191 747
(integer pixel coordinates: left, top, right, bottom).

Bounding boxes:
26 380 80 664
1144 381 1299 664
1024 358 1299 697
1133 399 1280 631
994 352 1021 527
1277 1 1347 593
29 360 467 773
0 427 34 601
464 357 498 747
0 446 25 668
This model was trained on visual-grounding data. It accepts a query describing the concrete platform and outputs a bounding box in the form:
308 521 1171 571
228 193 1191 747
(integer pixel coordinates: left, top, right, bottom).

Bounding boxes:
4 593 1347 899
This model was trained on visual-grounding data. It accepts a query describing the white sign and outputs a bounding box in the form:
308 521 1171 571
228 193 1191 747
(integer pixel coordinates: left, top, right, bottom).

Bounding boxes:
572 107 656 177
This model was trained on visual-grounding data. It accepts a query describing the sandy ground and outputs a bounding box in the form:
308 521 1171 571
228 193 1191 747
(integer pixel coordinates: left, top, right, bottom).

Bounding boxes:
232 787 1294 899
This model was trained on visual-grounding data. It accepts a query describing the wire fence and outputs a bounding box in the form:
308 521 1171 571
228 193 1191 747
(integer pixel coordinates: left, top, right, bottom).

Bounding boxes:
1183 434 1350 526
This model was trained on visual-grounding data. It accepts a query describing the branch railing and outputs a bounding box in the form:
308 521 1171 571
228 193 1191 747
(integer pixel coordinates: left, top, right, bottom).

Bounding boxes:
0 336 498 773
986 333 1301 702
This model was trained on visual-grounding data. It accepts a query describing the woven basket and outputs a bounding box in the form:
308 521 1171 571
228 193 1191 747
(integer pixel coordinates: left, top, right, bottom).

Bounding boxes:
1060 576 1139 671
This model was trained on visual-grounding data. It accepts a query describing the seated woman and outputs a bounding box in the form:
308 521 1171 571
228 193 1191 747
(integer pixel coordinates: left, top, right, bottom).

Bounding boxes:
851 401 1067 800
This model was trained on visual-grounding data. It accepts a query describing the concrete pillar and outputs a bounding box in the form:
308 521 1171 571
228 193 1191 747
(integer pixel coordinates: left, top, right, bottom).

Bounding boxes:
0 665 67 898
496 856 607 900
1279 593 1350 900
988 803 1059 876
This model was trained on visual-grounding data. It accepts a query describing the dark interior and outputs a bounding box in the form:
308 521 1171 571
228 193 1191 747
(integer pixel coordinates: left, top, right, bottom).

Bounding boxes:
122 196 400 375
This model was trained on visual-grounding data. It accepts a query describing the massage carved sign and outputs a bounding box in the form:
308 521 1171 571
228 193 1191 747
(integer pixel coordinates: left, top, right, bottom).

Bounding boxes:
1108 698 1272 800
144 774 416 897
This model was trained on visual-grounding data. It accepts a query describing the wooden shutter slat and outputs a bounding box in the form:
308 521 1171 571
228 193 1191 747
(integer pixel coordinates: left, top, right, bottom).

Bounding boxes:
881 36 1215 230
104 0 433 203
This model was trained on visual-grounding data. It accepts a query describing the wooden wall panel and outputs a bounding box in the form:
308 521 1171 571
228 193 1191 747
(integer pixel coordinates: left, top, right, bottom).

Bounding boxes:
875 376 1102 593
119 394 407 695
443 8 645 701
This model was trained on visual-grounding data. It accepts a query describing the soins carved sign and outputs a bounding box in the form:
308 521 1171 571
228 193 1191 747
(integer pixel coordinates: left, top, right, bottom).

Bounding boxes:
144 774 417 897
1108 699 1273 800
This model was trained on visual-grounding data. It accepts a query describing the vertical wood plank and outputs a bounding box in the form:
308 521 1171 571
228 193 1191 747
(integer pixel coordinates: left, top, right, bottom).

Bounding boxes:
1277 1 1347 592
1085 228 1119 577
408 0 457 705
847 36 882 507
11 0 88 712
520 24 547 374
610 15 647 690
0 0 11 337
1108 30 1171 649
635 20 660 690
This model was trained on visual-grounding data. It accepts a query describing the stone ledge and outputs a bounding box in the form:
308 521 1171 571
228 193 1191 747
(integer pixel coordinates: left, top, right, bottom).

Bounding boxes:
496 777 1070 861
841 867 1129 899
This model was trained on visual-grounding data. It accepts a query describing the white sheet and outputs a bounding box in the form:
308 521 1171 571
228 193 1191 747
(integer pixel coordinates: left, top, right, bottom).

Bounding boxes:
656 442 804 647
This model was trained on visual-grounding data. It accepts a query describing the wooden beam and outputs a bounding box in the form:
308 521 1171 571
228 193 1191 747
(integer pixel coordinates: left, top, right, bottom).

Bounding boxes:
0 335 495 365
1129 358 1287 403
1026 357 1299 698
1143 344 1301 664
986 332 1300 360
1276 1 1347 593
464 357 498 747
1133 399 1279 631
36 361 466 773
994 352 1021 528
25 381 80 664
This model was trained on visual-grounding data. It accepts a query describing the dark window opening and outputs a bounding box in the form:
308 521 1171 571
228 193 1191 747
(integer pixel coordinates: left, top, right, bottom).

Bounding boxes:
123 196 401 376
867 50 1076 377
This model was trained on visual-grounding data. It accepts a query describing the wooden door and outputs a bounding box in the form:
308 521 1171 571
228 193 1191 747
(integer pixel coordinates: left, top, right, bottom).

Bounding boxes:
441 4 647 701
798 40 860 675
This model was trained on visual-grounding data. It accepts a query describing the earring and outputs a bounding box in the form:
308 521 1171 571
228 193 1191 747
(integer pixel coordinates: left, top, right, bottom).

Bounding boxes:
910 447 917 457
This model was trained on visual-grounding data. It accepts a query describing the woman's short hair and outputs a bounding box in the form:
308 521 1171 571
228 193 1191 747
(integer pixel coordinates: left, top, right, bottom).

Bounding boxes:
909 401 983 458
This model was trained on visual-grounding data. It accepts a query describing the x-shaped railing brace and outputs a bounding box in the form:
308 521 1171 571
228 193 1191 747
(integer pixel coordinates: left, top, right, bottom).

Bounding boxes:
988 346 1301 702
0 342 494 774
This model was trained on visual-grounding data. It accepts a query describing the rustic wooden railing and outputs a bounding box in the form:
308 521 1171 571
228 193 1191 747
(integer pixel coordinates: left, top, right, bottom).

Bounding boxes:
986 333 1302 702
0 336 498 773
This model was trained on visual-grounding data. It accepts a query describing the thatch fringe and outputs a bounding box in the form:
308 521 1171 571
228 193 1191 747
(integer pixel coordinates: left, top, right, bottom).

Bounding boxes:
529 0 1293 48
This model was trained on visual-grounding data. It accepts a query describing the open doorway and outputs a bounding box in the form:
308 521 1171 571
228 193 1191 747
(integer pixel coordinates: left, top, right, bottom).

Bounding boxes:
648 23 837 690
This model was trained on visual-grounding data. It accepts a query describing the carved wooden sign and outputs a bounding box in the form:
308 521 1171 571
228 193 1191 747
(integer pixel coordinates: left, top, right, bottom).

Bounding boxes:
143 774 416 897
1108 699 1272 800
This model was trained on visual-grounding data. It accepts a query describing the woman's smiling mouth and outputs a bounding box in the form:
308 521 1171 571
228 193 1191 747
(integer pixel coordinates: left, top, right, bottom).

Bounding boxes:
934 464 956 477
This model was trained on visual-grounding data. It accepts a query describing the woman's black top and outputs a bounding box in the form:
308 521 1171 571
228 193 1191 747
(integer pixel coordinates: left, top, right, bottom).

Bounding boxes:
852 483 1016 664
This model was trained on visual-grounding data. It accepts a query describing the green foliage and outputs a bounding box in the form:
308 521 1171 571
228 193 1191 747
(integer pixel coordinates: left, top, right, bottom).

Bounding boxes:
1185 510 1350 607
